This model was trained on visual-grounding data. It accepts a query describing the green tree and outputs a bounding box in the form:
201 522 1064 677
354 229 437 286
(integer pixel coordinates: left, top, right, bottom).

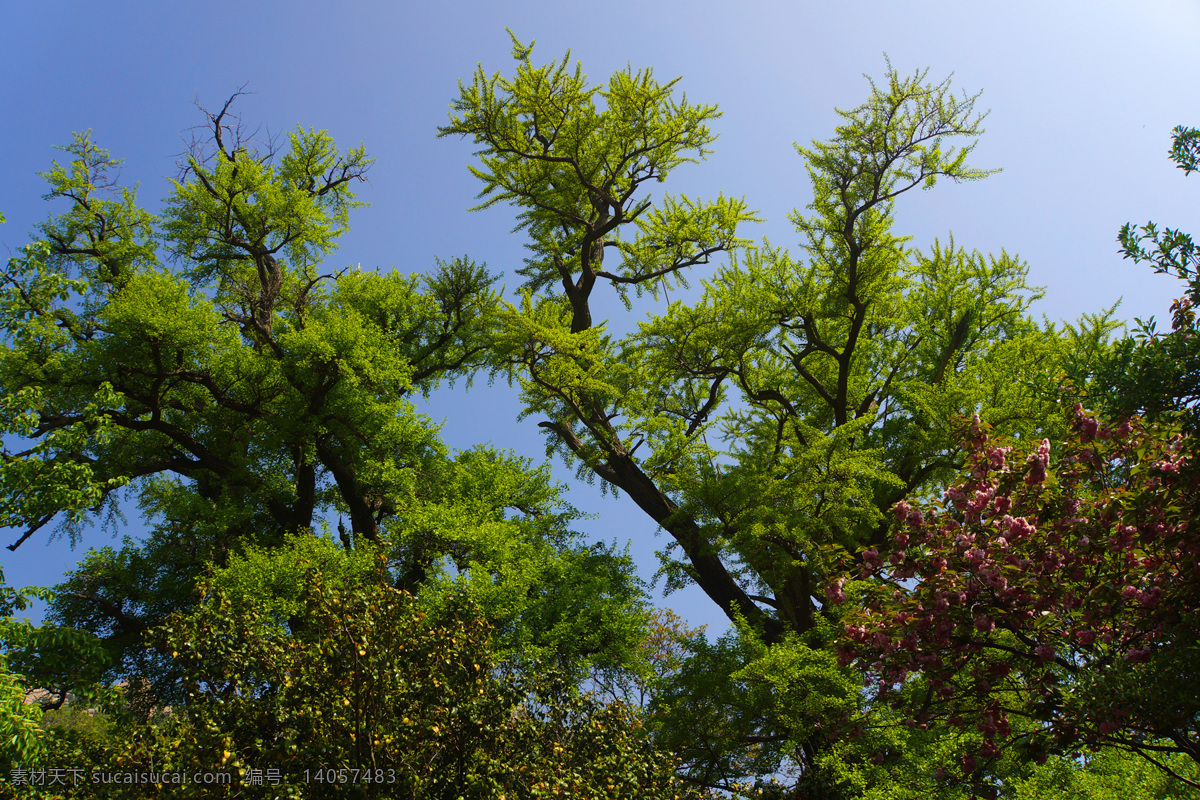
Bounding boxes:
841 409 1200 792
1010 747 1200 800
0 98 648 702
23 549 700 799
1078 125 1200 427
441 37 1109 792
0 565 51 773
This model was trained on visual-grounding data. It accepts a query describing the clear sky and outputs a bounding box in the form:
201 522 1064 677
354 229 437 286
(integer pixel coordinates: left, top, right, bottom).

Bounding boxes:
2 0 1198 636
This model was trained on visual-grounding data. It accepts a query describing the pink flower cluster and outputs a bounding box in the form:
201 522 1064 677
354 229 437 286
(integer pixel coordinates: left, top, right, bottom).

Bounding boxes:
836 407 1200 777
1023 439 1050 485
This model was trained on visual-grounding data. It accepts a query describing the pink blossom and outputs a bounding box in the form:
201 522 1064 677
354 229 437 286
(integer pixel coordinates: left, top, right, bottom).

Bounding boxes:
986 446 1013 471
988 661 1012 677
969 413 983 438
1034 643 1056 663
967 487 995 515
1024 441 1050 485
825 577 848 604
1006 516 1037 540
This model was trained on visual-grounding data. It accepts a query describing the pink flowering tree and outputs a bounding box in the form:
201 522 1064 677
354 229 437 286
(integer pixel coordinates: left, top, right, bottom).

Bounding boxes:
834 404 1200 790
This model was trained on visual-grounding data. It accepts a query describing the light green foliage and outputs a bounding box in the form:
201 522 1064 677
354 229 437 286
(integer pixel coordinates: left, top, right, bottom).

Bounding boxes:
0 653 43 772
446 42 1114 793
200 528 381 630
163 127 371 290
646 619 862 794
0 112 499 553
589 607 707 712
33 135 158 290
204 506 650 685
1010 748 1200 800
646 618 1033 799
0 568 115 773
2 100 652 712
0 232 131 537
441 31 760 323
0 568 49 771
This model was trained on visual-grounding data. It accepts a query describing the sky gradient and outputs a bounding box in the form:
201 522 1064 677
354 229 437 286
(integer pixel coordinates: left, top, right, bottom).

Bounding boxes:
2 0 1199 635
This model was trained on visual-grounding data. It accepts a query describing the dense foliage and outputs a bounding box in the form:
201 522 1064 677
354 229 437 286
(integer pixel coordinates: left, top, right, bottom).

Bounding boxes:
834 123 1200 796
15 545 698 799
0 34 1195 798
440 34 1112 792
0 98 650 705
839 407 1200 789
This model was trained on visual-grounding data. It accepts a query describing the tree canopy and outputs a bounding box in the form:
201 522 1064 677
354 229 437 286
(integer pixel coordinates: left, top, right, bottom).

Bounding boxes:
0 95 652 710
833 123 1200 795
841 408 1200 789
1 34 1194 800
1075 125 1200 429
441 35 1114 792
14 544 698 799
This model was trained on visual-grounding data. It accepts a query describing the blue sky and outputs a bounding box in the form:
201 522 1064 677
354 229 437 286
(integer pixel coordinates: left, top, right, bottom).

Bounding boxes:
2 0 1198 635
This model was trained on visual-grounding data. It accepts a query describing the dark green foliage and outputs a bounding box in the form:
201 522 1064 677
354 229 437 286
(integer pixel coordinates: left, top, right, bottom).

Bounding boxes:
23 562 697 800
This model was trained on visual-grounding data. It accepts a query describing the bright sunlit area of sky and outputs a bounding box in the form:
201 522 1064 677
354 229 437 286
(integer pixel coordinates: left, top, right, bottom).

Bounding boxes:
1 0 1198 637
